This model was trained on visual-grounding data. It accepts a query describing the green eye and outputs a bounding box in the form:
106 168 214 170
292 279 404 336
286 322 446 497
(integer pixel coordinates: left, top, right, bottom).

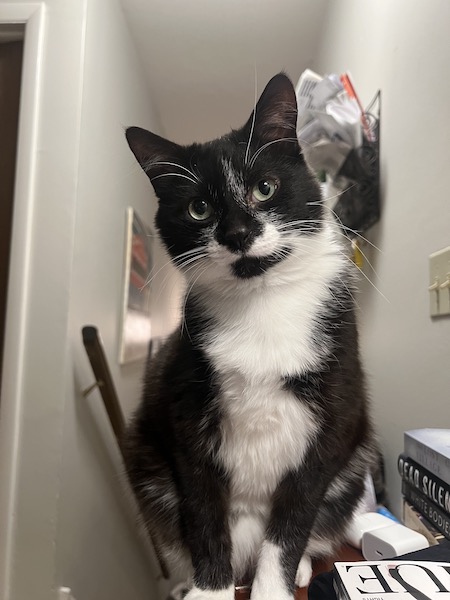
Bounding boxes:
252 178 278 202
188 199 213 221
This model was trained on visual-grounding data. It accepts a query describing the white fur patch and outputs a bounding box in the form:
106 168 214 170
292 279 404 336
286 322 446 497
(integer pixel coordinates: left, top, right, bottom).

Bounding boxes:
218 372 318 501
245 221 281 257
184 584 235 600
204 283 323 376
325 473 352 500
201 222 348 378
218 372 318 581
295 555 313 588
305 537 334 557
204 216 284 272
221 158 245 203
251 542 291 600
203 219 283 272
230 511 265 579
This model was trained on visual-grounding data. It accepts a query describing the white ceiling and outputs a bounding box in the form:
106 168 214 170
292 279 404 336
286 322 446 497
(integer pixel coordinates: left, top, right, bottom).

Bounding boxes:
121 0 330 143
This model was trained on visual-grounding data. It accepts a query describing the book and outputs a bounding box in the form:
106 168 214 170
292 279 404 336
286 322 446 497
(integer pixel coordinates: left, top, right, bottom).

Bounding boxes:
402 481 450 541
334 560 450 600
402 500 445 546
398 454 450 515
404 429 450 484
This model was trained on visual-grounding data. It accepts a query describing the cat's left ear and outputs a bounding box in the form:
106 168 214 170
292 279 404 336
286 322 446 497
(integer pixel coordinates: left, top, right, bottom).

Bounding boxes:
244 72 299 150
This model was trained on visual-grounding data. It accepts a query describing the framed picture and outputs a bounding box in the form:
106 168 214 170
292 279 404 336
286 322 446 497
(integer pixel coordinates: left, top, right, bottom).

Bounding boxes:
119 207 153 364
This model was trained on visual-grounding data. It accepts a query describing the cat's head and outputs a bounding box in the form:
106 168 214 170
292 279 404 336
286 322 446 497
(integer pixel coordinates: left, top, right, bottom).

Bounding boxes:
126 73 324 284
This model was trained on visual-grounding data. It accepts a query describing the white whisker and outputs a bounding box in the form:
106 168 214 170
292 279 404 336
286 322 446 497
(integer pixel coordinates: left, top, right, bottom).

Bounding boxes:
177 254 209 272
245 68 258 166
307 194 382 254
249 137 298 168
141 247 207 291
338 250 389 302
278 218 384 295
172 247 209 264
140 257 173 291
152 252 209 307
150 173 198 185
282 215 381 279
181 260 210 341
145 161 201 182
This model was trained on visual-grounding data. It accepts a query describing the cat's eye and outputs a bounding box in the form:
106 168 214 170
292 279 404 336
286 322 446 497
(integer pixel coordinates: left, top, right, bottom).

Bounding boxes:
251 178 278 203
188 199 213 221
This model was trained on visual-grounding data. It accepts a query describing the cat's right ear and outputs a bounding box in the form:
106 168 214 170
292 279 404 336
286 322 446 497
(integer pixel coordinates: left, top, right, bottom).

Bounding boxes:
242 73 299 155
125 126 183 182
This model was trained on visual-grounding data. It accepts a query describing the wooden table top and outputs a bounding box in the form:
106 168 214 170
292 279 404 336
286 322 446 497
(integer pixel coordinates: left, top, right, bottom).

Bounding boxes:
234 545 363 600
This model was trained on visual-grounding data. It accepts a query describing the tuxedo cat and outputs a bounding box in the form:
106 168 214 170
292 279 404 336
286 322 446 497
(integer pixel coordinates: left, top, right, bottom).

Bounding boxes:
124 73 377 600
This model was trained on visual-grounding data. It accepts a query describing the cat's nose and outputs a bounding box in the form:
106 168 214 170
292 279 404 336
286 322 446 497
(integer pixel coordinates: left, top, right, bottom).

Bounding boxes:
221 224 253 252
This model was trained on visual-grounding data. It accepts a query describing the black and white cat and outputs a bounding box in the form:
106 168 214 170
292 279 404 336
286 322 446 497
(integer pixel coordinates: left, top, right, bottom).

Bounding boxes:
124 73 378 600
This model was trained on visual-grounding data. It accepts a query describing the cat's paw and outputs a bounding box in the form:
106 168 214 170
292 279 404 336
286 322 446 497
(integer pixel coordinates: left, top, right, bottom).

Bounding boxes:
295 555 312 588
184 584 235 600
250 582 292 600
251 541 293 600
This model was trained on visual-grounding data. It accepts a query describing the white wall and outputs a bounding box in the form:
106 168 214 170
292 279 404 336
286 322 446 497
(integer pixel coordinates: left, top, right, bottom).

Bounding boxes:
57 0 182 599
315 0 450 515
121 0 331 144
0 1 181 599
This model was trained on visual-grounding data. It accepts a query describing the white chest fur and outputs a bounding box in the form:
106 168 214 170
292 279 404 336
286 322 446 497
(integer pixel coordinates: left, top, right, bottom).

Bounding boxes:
200 224 347 505
201 225 348 380
217 371 318 503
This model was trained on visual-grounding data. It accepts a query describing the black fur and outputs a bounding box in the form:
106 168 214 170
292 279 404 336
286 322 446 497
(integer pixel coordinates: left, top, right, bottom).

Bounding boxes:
123 73 378 596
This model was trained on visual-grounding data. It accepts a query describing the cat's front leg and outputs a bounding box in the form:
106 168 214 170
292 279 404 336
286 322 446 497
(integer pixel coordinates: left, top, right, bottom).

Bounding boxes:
182 510 236 600
250 540 295 600
182 499 236 600
177 458 235 600
250 459 352 600
248 545 310 598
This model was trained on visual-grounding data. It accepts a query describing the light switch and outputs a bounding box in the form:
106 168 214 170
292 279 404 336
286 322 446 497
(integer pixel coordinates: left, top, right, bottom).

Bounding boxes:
429 246 450 317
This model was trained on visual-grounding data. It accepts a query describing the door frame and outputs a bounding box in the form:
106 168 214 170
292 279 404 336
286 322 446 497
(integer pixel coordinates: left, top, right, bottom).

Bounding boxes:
0 0 90 596
0 4 46 598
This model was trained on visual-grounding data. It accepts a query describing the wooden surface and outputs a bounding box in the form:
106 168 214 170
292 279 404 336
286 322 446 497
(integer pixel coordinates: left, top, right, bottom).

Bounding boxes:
234 545 363 599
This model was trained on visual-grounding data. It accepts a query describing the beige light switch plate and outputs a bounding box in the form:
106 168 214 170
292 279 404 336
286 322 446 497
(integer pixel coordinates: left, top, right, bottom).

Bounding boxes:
429 246 450 317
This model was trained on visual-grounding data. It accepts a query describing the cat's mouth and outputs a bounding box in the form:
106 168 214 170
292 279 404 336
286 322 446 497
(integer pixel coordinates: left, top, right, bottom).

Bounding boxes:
232 249 290 279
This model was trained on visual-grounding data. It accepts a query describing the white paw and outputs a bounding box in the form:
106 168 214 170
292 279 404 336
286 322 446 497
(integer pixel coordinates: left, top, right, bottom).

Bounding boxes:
184 584 235 600
251 583 292 600
295 554 312 588
251 542 293 600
